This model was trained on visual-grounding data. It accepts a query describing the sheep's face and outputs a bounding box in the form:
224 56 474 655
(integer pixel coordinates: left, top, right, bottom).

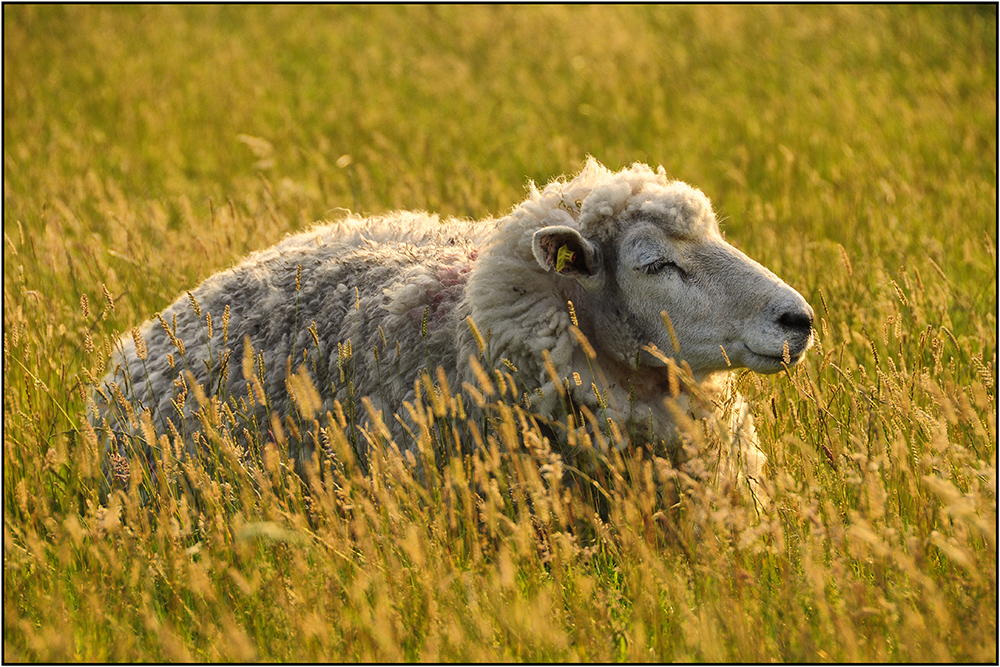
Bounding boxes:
532 187 814 379
609 220 814 376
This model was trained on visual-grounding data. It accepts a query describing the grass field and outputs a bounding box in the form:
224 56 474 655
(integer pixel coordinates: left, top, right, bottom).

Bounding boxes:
4 5 996 662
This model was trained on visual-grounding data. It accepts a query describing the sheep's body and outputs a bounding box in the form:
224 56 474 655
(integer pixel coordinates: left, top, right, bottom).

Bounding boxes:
98 213 489 465
95 159 813 491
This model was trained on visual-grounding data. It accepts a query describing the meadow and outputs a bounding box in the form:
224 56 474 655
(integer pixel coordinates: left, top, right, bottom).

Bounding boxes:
3 5 996 661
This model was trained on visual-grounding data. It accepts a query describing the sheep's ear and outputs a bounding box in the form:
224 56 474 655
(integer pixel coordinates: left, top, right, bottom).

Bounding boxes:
532 226 601 278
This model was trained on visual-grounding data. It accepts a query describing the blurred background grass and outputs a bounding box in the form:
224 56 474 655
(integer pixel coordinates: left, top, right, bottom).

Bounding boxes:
5 4 994 372
5 6 994 285
4 5 996 662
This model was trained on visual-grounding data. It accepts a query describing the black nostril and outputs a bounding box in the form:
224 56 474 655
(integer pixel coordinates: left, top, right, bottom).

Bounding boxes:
778 309 813 333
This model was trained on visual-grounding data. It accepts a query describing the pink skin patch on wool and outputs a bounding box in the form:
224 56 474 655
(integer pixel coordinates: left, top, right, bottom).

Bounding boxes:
408 253 477 328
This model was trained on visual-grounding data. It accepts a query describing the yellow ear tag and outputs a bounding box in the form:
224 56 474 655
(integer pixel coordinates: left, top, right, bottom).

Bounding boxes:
555 244 576 272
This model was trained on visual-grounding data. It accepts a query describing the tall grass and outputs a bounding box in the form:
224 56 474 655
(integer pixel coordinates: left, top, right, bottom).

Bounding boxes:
4 5 995 662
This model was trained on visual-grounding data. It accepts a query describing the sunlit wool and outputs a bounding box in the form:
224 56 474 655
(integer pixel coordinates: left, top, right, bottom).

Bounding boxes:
94 159 813 489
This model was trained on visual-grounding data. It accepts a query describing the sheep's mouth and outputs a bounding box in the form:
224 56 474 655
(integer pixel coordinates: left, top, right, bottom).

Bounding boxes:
743 331 812 370
743 347 806 372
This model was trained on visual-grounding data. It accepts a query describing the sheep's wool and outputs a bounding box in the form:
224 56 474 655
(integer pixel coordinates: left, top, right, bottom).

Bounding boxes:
95 159 814 494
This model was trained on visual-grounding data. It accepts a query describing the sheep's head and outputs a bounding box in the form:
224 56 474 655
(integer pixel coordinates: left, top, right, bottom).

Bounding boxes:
531 160 814 379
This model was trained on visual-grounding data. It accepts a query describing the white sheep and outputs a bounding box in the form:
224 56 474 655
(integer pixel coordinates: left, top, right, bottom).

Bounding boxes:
94 158 813 493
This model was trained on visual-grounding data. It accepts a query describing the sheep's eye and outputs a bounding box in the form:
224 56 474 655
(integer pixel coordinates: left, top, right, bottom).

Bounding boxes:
640 259 687 279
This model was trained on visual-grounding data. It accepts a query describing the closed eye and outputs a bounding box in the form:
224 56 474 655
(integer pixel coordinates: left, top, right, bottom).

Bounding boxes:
640 259 688 279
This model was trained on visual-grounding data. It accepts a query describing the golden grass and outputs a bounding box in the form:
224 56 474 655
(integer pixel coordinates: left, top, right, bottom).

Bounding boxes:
4 4 996 662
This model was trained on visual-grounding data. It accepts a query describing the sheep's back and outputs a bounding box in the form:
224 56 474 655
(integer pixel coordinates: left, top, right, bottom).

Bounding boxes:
95 214 484 465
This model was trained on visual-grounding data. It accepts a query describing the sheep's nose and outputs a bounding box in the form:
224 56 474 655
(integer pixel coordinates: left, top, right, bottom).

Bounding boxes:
777 304 814 335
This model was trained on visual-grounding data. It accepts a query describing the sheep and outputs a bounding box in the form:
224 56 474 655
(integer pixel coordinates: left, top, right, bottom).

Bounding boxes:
93 158 813 495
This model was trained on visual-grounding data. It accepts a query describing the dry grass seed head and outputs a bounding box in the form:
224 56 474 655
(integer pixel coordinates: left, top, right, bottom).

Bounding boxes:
308 321 320 349
462 381 485 408
542 349 565 397
288 367 323 421
186 291 201 317
421 369 447 418
157 314 184 356
467 355 495 396
466 316 486 357
222 304 231 344
131 327 147 360
660 310 681 353
837 243 853 277
101 283 115 313
493 370 508 397
435 365 456 416
570 326 596 360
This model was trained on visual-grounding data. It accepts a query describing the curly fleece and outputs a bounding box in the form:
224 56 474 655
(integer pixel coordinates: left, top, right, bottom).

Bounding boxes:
95 159 772 484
